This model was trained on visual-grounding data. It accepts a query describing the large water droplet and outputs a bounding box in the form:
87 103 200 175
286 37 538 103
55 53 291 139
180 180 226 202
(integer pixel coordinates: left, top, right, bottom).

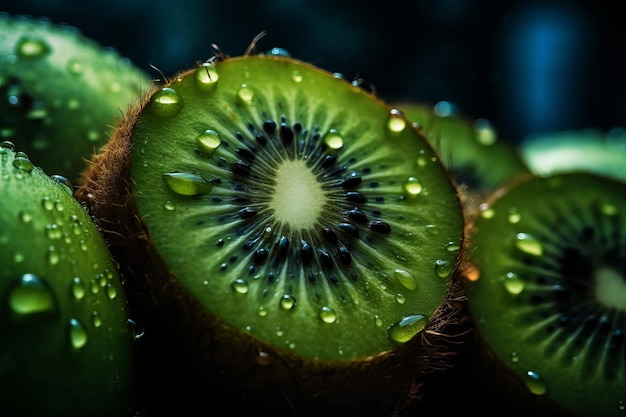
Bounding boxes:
501 272 525 295
12 156 34 173
68 318 88 349
195 63 219 90
514 233 543 257
319 306 337 323
388 314 427 343
231 279 249 294
162 172 212 196
150 87 183 116
16 36 51 58
524 370 547 395
8 273 57 316
403 177 422 196
394 269 417 290
323 129 344 151
237 84 254 104
434 259 452 278
279 294 296 310
196 129 221 156
72 277 86 300
291 70 303 83
387 108 406 132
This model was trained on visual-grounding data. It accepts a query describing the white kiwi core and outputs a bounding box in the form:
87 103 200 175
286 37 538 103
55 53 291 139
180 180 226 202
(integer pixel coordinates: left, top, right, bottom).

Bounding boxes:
269 159 326 230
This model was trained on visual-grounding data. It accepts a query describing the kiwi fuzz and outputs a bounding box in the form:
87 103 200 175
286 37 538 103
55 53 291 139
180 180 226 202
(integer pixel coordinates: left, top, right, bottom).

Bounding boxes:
76 54 467 414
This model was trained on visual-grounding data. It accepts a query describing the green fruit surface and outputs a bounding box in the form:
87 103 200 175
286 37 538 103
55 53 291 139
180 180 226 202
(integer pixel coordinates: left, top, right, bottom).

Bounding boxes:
465 172 626 417
130 55 465 361
0 143 134 416
0 13 152 181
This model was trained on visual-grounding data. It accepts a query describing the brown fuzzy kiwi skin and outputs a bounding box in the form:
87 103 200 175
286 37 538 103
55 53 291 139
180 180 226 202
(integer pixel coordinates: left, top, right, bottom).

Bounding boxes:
75 57 469 416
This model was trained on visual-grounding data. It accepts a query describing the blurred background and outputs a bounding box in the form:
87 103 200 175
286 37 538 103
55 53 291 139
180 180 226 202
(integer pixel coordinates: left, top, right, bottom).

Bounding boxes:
2 0 625 146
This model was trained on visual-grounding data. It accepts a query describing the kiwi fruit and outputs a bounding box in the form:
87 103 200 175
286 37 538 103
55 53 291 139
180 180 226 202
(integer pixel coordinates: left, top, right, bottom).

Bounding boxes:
75 50 466 415
0 141 135 416
520 127 626 183
396 100 530 200
0 13 152 181
462 171 626 416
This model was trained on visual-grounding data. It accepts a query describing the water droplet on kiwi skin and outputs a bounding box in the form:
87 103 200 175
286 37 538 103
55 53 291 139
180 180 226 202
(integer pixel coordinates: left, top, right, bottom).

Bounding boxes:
74 53 466 415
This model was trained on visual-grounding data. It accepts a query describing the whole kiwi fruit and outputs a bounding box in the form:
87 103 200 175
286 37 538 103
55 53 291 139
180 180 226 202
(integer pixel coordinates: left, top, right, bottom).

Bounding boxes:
462 171 626 417
75 49 467 415
0 141 135 417
0 13 152 181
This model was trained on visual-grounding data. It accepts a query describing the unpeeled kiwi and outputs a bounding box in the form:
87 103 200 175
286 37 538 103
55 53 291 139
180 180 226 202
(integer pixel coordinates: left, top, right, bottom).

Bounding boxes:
75 51 466 415
462 171 626 416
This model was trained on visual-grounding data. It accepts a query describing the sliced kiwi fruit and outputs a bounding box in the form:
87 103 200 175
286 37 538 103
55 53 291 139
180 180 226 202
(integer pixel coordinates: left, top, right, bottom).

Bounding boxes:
520 127 626 183
76 52 466 414
0 142 135 416
0 12 152 181
396 100 530 200
462 172 626 416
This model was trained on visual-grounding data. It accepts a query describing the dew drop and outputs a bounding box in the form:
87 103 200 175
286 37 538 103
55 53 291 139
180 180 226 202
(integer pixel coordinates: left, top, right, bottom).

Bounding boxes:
150 87 183 117
105 283 117 300
257 306 268 317
8 273 56 316
164 200 176 211
395 293 406 304
388 314 427 343
425 224 439 235
374 315 383 327
618 400 625 411
510 351 519 363
403 177 422 196
279 294 296 310
319 306 337 323
387 108 406 132
18 210 32 223
514 233 543 257
67 58 84 75
45 224 62 240
323 129 344 151
231 279 249 294
416 150 428 167
508 207 521 224
291 70 303 82
41 197 54 211
12 156 34 173
47 245 60 265
72 277 86 300
501 272 525 295
474 118 497 145
524 370 547 395
394 269 417 290
16 36 50 58
195 63 219 90
479 203 495 219
68 318 88 349
92 311 102 328
163 172 212 196
434 259 452 278
237 84 254 104
445 241 460 252
196 129 221 155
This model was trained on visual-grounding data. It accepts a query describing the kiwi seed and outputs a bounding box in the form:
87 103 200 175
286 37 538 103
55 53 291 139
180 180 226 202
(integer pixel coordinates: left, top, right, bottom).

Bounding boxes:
463 172 626 417
76 51 466 414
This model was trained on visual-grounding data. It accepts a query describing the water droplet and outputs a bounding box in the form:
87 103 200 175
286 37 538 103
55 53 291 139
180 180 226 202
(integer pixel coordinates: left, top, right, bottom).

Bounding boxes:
474 118 497 145
374 315 383 327
445 241 460 252
416 150 428 167
231 279 248 294
67 58 84 75
387 108 406 132
394 269 417 290
12 156 34 173
403 177 422 196
388 314 427 343
425 224 439 235
501 272 525 295
514 233 543 257
323 129 344 150
72 277 86 300
8 273 56 316
267 47 291 57
45 224 62 240
68 318 88 349
18 210 32 223
92 311 102 328
618 400 625 411
524 370 547 395
291 70 303 82
150 87 183 116
510 351 519 363
196 129 221 155
16 36 50 58
237 84 254 104
13 251 24 263
105 283 117 299
395 293 406 304
163 172 212 196
434 259 452 278
195 63 219 90
279 294 296 310
319 306 337 323
508 207 521 224
601 203 618 216
257 306 268 317
164 200 176 211
46 245 60 265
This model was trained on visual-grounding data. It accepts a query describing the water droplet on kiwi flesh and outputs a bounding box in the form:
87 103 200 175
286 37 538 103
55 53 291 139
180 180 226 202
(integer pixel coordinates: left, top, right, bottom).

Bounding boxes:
130 55 463 361
465 172 626 417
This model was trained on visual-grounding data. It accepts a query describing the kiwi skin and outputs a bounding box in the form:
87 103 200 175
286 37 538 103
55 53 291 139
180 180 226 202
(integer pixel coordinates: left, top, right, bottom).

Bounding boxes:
75 54 468 415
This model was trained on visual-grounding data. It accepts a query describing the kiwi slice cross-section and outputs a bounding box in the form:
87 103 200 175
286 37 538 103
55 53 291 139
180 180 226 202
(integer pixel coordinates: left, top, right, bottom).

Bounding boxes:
463 172 626 416
77 53 466 414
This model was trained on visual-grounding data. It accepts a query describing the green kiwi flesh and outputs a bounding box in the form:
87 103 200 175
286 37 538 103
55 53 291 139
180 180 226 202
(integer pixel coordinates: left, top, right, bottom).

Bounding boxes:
77 53 465 412
0 142 134 416
0 13 152 181
397 101 530 196
520 127 626 183
464 172 626 417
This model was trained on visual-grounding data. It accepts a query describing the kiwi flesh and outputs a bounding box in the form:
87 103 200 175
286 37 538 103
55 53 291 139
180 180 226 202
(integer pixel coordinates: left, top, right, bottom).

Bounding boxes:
0 142 135 416
0 13 152 181
76 52 466 414
462 171 626 416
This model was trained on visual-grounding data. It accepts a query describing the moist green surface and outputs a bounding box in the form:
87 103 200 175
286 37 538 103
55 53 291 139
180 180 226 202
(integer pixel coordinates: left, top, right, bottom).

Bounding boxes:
398 102 529 193
130 55 464 360
0 13 151 180
466 172 626 417
0 144 134 416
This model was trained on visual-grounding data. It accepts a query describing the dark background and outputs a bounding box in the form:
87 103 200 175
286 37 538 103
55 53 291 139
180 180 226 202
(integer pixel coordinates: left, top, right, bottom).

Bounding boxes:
3 0 625 146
